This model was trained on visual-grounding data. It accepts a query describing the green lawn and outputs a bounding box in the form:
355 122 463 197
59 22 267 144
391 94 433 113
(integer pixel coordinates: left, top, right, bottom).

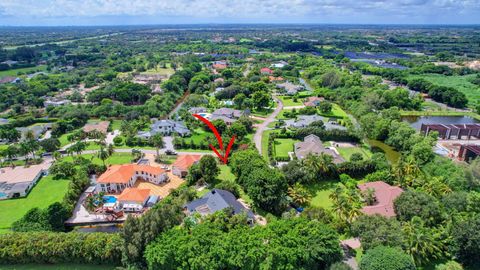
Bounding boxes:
307 180 337 210
261 130 275 160
0 65 47 77
62 152 133 166
408 74 480 106
337 146 372 161
278 96 303 107
219 165 235 181
276 109 295 120
110 119 123 130
0 175 70 232
274 138 297 158
319 103 349 119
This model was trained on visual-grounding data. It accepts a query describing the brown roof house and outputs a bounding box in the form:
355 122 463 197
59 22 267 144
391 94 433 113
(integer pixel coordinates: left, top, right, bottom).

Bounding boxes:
172 154 202 178
294 134 344 164
304 96 325 107
83 121 110 135
357 181 403 217
210 108 249 125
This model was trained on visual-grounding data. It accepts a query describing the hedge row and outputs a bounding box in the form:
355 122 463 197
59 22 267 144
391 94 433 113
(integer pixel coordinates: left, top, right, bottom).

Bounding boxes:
0 232 123 265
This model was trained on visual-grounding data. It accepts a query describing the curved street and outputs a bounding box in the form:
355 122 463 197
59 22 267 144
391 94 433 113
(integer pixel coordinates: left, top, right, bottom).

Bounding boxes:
254 96 283 154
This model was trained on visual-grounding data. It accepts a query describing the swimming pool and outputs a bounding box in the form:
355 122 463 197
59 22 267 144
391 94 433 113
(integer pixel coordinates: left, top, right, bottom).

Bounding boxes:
103 196 117 204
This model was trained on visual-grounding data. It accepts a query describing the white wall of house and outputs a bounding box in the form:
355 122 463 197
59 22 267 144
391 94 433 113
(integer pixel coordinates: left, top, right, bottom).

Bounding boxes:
97 172 169 193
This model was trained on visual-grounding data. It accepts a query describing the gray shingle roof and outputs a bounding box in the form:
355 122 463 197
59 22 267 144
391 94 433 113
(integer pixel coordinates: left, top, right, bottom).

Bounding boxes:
185 189 254 218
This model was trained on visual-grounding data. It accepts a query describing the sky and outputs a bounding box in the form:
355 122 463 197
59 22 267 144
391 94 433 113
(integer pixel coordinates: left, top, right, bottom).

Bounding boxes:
0 0 479 26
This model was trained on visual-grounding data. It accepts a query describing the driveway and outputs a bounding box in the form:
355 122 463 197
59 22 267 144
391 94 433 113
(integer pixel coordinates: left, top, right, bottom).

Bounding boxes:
254 96 283 154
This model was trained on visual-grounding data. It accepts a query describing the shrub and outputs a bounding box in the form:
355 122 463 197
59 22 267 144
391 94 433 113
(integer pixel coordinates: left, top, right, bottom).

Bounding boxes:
113 136 123 146
359 246 416 270
0 232 123 265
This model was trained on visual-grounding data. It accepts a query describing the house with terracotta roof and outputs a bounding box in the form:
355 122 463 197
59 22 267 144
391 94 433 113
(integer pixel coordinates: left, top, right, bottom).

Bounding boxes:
96 164 169 193
117 187 151 212
357 181 403 217
83 121 110 135
172 154 202 178
260 67 273 75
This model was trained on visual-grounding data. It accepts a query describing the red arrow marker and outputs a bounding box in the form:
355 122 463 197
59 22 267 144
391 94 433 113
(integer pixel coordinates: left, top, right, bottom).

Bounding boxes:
193 114 236 164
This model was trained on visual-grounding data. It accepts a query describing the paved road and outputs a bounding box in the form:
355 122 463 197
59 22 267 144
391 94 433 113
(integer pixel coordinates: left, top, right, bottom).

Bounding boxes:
254 96 283 154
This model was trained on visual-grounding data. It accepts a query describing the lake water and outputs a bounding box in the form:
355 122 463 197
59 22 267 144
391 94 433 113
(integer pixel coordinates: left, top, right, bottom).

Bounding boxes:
366 139 400 164
403 115 480 130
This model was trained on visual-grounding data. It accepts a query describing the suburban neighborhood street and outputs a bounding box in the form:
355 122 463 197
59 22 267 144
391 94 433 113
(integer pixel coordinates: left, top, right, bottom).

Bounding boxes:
254 96 283 154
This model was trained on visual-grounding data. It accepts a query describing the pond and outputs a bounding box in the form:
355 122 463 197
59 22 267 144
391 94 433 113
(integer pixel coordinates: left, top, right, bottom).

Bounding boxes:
403 115 480 130
365 139 401 164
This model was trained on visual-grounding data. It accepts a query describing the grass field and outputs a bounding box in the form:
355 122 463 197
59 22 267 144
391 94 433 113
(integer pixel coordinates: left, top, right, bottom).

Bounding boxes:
0 175 70 232
0 65 47 77
307 180 337 210
337 146 372 161
274 138 297 158
319 103 349 119
261 130 275 159
278 96 303 107
219 165 235 181
62 152 133 165
408 74 480 106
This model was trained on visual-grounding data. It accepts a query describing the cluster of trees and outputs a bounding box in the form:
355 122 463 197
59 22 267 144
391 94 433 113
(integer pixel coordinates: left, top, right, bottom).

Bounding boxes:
230 149 288 214
145 214 343 270
407 78 468 108
0 232 122 265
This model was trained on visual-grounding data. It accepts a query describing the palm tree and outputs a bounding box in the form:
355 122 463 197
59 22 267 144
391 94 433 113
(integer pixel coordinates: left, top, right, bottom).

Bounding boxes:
305 153 336 179
288 183 312 205
52 151 61 161
150 133 164 158
131 149 142 162
418 176 451 198
3 145 18 166
69 141 86 156
402 217 447 266
107 144 115 156
98 145 110 167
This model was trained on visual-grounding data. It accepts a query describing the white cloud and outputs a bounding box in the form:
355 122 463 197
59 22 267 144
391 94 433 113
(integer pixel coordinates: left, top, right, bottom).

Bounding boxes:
0 0 478 24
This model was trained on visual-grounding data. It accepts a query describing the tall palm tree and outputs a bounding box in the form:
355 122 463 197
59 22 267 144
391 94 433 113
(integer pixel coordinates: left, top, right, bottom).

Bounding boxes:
3 145 18 166
402 217 447 266
150 133 164 158
288 183 312 205
98 145 110 167
305 153 336 179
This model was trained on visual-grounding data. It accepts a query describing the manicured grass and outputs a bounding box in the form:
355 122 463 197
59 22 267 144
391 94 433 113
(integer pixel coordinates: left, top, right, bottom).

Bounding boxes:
278 96 303 107
61 152 133 166
274 138 297 158
307 180 337 210
252 108 274 117
109 119 122 130
218 165 235 181
408 74 480 106
0 175 70 232
319 103 349 119
188 128 211 144
0 65 47 77
261 130 275 160
337 146 372 161
276 109 295 120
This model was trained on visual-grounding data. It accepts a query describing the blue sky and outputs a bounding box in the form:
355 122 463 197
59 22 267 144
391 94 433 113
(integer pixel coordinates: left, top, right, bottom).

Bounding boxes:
0 0 479 26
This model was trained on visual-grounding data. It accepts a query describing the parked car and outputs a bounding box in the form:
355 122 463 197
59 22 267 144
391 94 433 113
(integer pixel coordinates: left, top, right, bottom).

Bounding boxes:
165 150 177 155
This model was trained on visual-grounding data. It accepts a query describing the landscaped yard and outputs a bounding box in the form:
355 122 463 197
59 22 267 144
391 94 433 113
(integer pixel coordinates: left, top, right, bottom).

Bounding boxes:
278 96 303 107
0 65 47 77
62 152 133 165
274 138 297 158
318 103 349 119
337 145 372 161
261 130 275 159
219 165 235 181
0 175 70 233
307 180 337 210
